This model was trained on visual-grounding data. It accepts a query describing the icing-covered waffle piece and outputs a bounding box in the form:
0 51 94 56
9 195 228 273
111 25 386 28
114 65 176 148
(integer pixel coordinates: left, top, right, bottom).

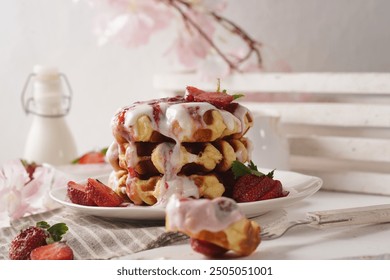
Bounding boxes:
111 96 253 144
107 138 251 179
165 195 261 257
109 171 226 206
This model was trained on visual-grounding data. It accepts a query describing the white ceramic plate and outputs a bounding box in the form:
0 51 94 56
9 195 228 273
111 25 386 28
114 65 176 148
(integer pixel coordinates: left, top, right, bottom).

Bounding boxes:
50 169 322 220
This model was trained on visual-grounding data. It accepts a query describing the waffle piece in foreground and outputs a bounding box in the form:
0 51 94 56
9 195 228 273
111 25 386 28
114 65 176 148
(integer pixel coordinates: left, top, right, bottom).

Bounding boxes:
165 195 261 257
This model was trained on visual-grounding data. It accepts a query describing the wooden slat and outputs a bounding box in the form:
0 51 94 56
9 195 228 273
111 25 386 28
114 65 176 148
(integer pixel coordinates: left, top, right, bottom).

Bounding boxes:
283 124 390 139
289 136 390 163
154 72 390 95
244 102 390 128
293 170 390 196
290 156 390 173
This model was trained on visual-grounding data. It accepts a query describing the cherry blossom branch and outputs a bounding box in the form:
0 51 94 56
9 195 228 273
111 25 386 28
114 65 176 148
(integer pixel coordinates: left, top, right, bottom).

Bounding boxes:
163 0 262 72
211 12 262 66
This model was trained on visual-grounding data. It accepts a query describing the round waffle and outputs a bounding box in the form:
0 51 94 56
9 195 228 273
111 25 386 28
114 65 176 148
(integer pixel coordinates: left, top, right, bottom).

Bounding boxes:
109 171 226 206
107 138 250 179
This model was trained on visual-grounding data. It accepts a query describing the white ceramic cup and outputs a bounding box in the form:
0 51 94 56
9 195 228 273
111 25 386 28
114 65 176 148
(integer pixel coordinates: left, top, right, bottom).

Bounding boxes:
246 108 290 170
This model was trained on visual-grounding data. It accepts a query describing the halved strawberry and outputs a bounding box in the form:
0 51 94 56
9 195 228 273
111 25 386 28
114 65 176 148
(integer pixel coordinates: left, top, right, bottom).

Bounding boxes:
86 178 124 207
233 174 277 202
190 238 228 258
67 181 97 206
259 179 283 200
72 148 107 164
30 242 74 260
231 161 288 203
185 86 234 109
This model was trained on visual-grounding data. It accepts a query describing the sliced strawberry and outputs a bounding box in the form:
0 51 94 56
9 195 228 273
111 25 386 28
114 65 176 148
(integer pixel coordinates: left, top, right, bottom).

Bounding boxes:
259 179 284 200
9 226 48 260
30 242 74 260
73 149 107 164
231 161 287 203
190 238 228 258
86 178 124 207
67 181 97 206
233 175 277 202
185 86 234 109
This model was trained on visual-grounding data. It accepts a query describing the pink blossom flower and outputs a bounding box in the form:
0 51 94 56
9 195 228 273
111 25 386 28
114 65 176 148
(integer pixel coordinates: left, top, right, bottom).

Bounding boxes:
76 0 263 79
0 160 64 227
165 7 217 69
91 0 174 47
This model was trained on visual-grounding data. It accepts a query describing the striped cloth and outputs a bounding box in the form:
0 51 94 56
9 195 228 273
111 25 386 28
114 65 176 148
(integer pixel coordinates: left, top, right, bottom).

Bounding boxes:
0 207 187 260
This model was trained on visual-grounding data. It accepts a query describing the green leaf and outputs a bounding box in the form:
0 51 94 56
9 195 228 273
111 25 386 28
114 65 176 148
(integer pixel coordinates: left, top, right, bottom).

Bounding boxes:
231 161 252 178
265 169 275 179
36 221 50 229
232 93 245 100
47 223 69 242
100 147 108 155
231 160 268 178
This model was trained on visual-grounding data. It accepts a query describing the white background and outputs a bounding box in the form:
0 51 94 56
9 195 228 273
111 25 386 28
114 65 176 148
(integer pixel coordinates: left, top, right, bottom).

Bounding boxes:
1 0 390 165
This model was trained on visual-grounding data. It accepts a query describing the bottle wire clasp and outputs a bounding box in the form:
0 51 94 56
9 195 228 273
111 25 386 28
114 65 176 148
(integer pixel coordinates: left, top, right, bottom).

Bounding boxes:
21 72 73 118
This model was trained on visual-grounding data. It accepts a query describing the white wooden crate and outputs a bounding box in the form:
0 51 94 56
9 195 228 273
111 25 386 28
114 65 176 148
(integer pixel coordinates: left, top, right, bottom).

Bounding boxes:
153 72 390 195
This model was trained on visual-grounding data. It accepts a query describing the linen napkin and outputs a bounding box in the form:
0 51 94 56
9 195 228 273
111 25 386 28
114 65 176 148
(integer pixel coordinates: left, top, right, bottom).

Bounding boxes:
0 207 187 260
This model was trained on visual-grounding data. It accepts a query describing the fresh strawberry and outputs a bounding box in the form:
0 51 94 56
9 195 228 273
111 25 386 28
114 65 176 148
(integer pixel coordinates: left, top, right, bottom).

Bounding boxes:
30 242 74 260
231 161 288 203
72 148 107 164
9 226 48 260
86 178 124 207
185 86 234 109
67 181 97 206
190 238 228 258
233 174 279 202
9 221 69 260
259 179 284 200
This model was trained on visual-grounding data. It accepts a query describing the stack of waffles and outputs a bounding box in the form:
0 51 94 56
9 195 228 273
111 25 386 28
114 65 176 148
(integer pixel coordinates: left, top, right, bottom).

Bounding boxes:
106 88 253 206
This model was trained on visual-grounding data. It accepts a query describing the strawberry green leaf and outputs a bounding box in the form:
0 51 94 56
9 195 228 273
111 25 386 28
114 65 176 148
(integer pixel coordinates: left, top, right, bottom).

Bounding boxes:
36 221 50 229
47 223 69 243
232 93 245 100
100 147 108 155
266 169 275 179
231 161 264 178
231 160 276 179
231 161 251 178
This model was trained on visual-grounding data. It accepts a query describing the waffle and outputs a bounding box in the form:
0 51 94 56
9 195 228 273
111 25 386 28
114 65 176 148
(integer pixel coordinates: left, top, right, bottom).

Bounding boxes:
107 138 250 178
109 170 226 206
111 97 253 144
165 195 261 256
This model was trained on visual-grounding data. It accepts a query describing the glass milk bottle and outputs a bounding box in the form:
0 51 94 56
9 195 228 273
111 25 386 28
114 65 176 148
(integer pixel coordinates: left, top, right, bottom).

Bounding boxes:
22 65 77 165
